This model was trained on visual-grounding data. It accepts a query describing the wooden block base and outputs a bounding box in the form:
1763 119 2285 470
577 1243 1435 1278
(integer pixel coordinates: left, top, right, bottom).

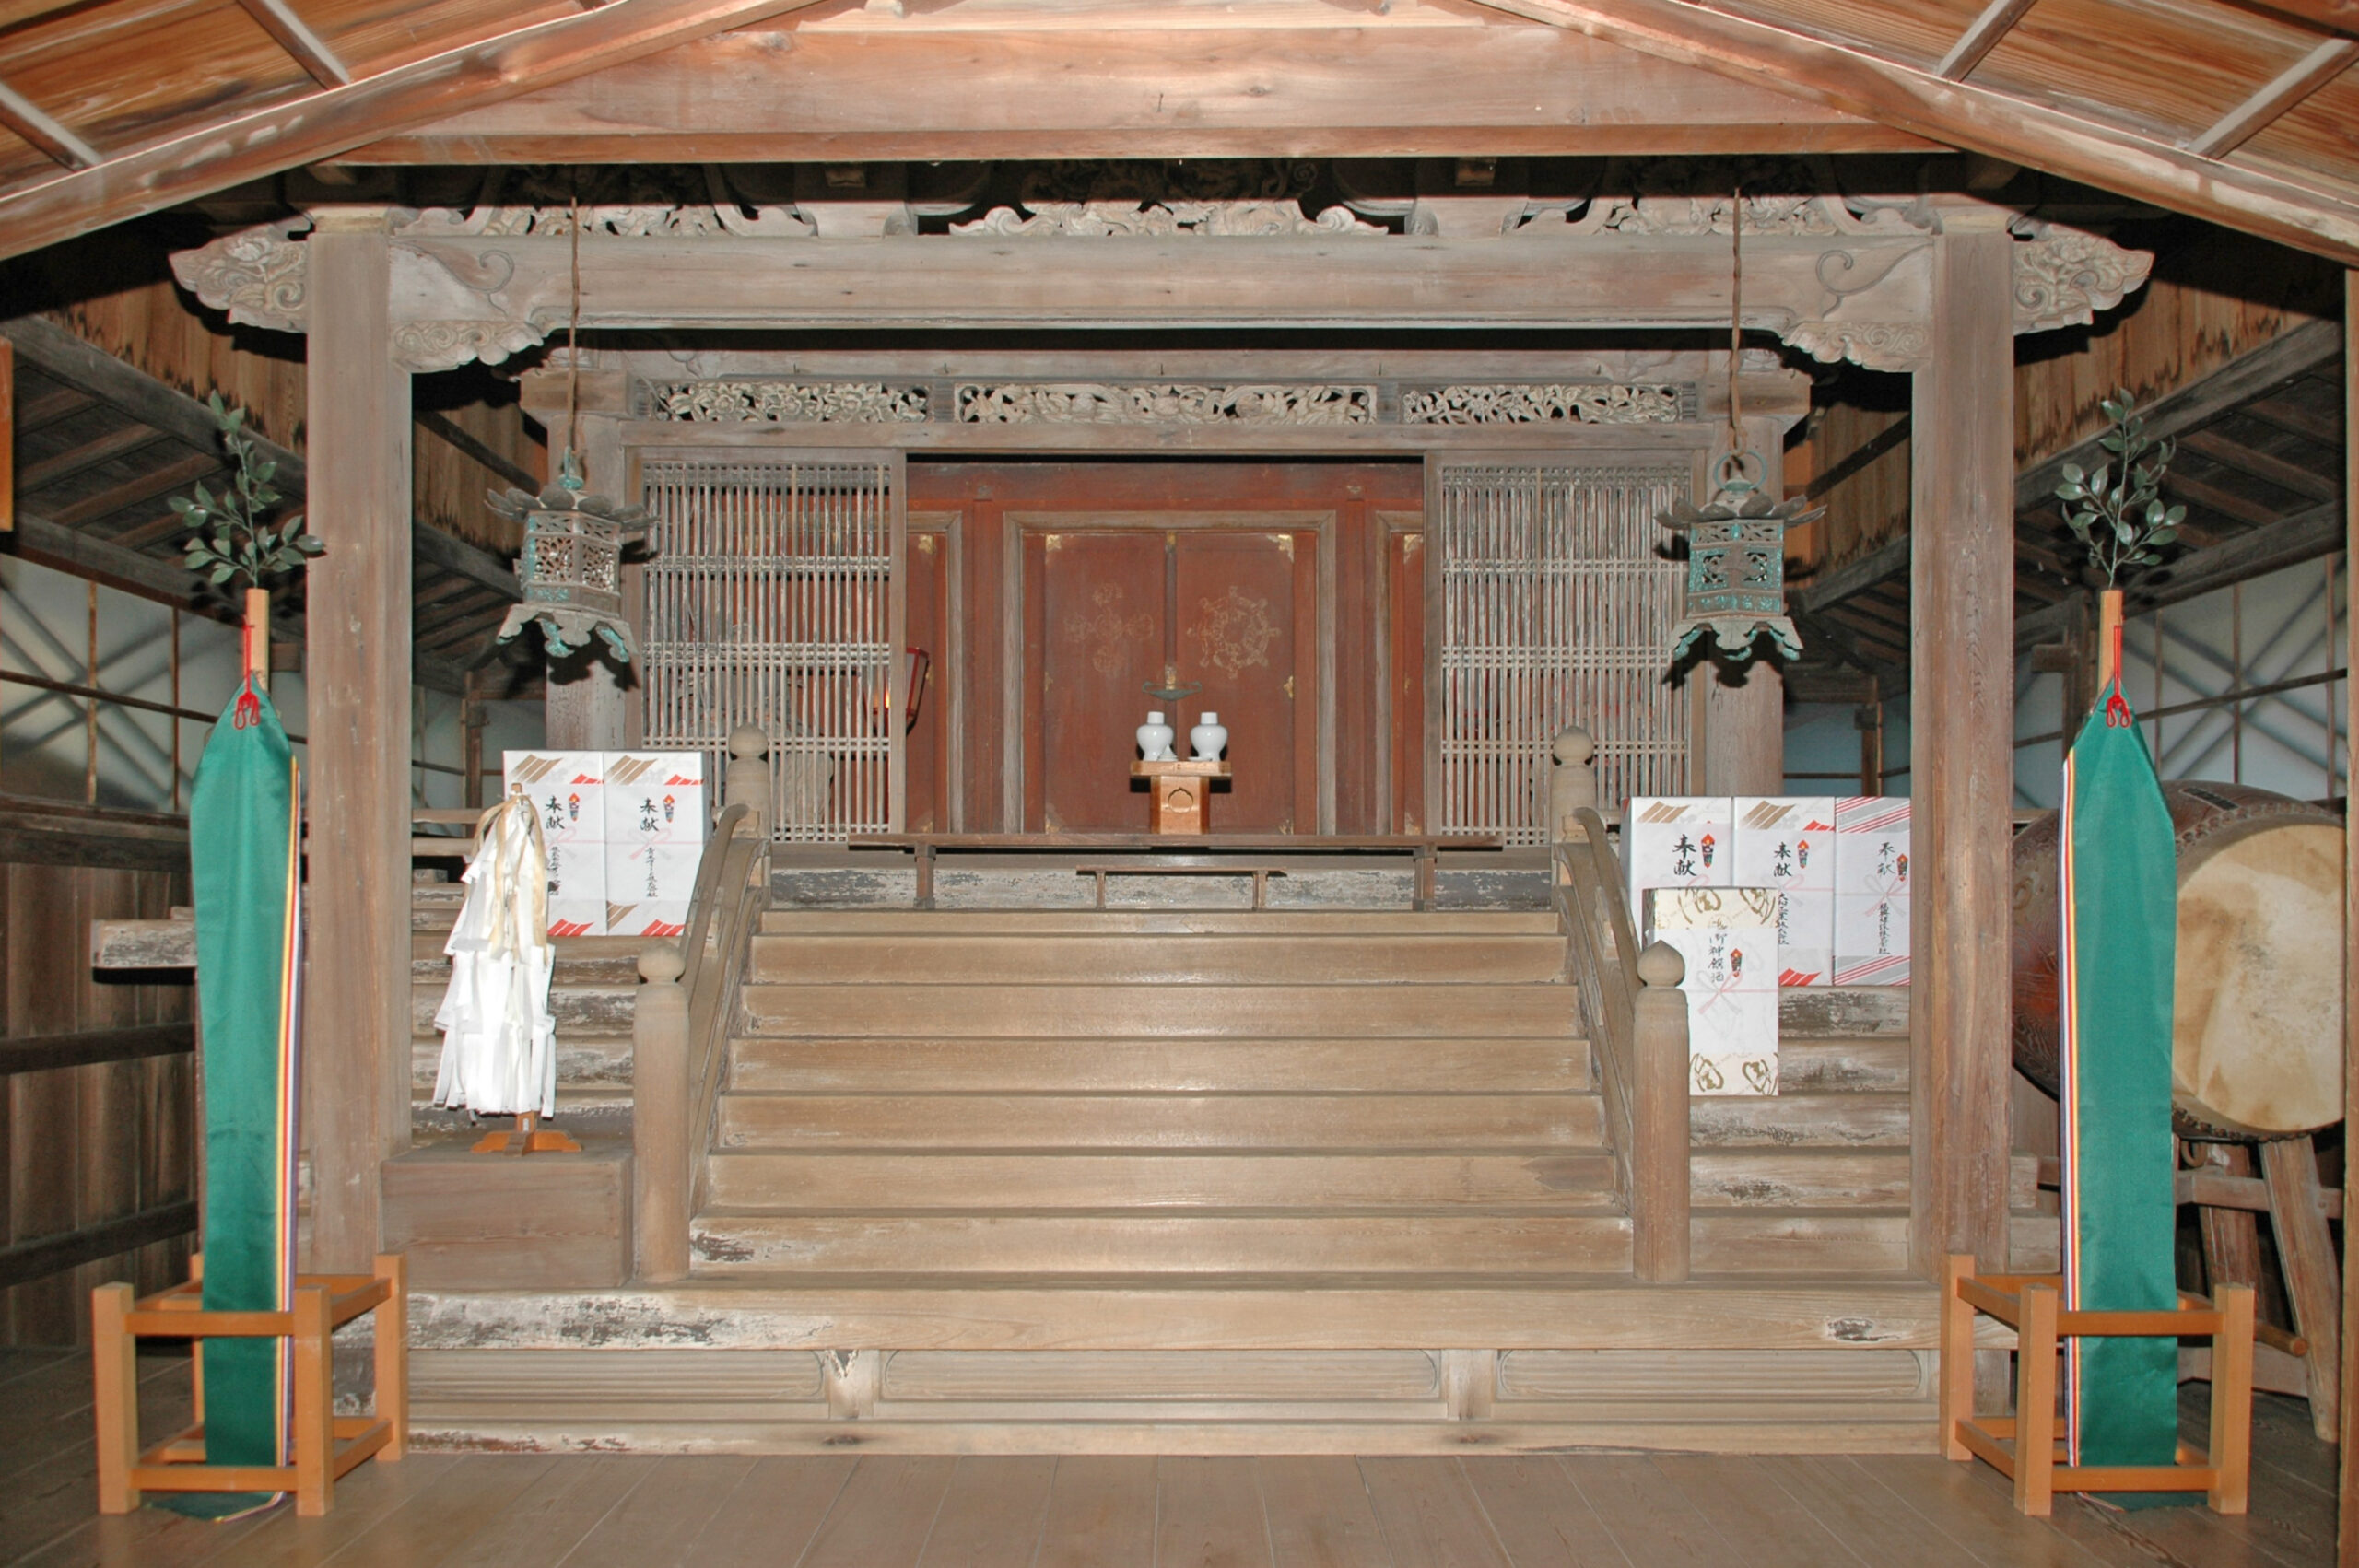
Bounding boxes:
1939 1254 2252 1516
93 1253 408 1518
1132 759 1231 835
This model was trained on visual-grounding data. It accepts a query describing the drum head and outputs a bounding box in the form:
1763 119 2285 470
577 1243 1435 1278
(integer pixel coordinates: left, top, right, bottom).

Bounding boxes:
2174 820 2344 1137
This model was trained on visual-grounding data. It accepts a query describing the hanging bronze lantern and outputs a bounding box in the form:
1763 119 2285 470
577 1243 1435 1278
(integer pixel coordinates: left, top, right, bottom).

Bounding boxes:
1657 451 1819 664
489 473 651 664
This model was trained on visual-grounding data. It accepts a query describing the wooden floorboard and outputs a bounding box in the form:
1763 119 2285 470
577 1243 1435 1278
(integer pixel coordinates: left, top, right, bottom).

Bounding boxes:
0 1352 2335 1568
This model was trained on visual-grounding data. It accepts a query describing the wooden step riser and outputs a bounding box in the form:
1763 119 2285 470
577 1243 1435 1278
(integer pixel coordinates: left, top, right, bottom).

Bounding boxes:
1688 1094 1908 1149
1778 988 1908 1039
702 1153 1619 1210
728 1037 1593 1094
715 1094 1604 1151
760 909 1564 936
1773 1039 1908 1093
1690 1213 1912 1274
688 1213 1634 1275
747 933 1566 985
742 984 1576 1039
411 1036 630 1091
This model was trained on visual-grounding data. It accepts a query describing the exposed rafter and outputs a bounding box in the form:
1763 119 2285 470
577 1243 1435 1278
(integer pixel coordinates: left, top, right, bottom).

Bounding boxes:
0 76 98 170
2186 35 2358 156
0 0 838 266
230 0 351 88
1935 0 2039 80
1466 0 2359 264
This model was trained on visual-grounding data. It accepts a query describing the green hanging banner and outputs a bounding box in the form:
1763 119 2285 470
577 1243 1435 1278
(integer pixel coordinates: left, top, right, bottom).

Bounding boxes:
182 675 302 1517
2057 662 2180 1496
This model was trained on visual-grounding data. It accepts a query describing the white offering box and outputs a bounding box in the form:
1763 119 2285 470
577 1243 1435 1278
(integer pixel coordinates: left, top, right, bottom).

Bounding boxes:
504 751 607 937
1644 886 1779 1097
1625 796 1733 920
1733 796 1837 988
604 752 710 940
1834 795 1911 986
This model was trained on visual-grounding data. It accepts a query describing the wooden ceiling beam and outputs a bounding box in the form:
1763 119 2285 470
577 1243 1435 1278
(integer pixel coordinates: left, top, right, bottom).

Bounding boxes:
2227 0 2359 36
231 0 349 88
1467 0 2359 263
2186 35 2358 157
2178 427 2342 500
1935 0 2039 81
0 0 839 264
1790 533 1908 615
0 76 97 169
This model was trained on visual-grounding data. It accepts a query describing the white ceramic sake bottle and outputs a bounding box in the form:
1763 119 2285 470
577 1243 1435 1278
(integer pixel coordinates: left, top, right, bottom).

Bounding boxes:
1137 711 1177 762
1190 711 1229 761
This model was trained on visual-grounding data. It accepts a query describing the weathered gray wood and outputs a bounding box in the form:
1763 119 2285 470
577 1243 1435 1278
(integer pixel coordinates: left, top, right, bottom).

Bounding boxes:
1911 222 2015 1277
0 1199 194 1292
410 521 520 602
1790 535 1909 616
0 798 187 873
2259 1135 2341 1442
1633 942 1691 1284
381 1141 631 1290
301 213 414 1272
633 942 689 1283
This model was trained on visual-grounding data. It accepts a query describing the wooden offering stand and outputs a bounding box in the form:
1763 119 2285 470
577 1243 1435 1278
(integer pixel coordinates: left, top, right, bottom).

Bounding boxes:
93 1252 407 1517
1133 758 1231 835
473 1110 581 1155
1940 1254 2252 1516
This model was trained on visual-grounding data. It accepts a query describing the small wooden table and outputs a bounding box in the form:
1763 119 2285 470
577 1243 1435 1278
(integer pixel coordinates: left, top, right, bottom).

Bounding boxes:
1132 758 1230 834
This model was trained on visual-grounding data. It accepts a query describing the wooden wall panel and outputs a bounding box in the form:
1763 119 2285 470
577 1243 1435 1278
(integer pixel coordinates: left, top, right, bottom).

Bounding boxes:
909 461 1422 835
0 841 194 1345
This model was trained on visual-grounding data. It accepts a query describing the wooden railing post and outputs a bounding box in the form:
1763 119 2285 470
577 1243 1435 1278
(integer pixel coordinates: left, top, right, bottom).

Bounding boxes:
725 724 771 848
632 941 690 1283
1549 726 1598 845
1632 940 1691 1283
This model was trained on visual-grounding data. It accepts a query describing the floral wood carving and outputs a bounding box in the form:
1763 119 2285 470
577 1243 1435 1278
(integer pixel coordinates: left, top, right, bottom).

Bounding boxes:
2012 228 2154 334
954 201 1379 237
393 165 813 240
958 383 1374 425
1195 586 1281 679
170 222 310 333
1067 583 1155 677
1779 322 1931 372
1400 384 1681 425
651 380 931 423
390 320 547 375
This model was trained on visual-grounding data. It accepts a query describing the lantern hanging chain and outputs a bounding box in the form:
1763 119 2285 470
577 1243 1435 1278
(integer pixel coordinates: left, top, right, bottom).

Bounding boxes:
565 172 583 476
1726 181 1743 457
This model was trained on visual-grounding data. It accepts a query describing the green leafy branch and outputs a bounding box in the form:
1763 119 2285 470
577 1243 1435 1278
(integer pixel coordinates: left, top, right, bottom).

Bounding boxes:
172 392 323 592
2054 390 2184 589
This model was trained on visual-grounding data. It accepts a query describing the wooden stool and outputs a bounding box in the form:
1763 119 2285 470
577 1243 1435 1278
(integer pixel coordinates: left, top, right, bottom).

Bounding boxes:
93 1253 407 1517
1940 1254 2252 1516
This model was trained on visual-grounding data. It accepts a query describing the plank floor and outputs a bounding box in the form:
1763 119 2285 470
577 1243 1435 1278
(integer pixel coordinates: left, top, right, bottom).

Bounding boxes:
0 1347 2333 1567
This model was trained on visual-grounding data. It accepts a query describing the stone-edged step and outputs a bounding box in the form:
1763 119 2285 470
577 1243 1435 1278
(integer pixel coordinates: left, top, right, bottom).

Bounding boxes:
716 1092 1603 1151
748 931 1565 986
759 908 1563 937
726 1036 1594 1094
701 1150 1619 1211
687 1211 1634 1276
741 982 1574 1039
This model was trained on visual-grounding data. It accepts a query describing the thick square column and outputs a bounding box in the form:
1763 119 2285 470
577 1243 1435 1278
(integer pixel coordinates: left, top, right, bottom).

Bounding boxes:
302 210 414 1270
1908 223 2015 1276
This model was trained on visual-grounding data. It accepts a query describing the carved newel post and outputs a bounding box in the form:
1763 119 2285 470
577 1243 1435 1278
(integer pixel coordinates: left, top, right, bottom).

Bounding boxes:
725 723 771 848
632 940 689 1284
1633 939 1692 1284
1548 726 1598 844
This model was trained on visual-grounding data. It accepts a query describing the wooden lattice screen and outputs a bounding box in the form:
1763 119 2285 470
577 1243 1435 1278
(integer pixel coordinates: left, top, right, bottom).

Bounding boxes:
1434 461 1692 842
641 456 903 840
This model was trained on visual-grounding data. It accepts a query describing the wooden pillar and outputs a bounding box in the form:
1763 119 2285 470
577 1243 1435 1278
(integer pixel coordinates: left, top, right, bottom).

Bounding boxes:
1908 222 2015 1278
2336 268 2356 1568
302 210 413 1270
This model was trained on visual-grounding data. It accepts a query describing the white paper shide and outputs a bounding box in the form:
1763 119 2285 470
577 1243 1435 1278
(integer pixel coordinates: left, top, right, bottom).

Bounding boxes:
1644 886 1779 1096
431 793 557 1117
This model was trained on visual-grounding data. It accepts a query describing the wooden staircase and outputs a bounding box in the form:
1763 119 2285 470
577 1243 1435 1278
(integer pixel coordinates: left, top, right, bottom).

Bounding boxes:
393 892 1962 1454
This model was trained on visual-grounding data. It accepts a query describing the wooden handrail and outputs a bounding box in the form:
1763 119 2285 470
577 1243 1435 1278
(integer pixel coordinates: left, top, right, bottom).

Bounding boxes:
632 728 772 1283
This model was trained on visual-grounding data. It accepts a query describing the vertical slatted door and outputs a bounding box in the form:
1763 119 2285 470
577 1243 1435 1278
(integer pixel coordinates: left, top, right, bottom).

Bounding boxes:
641 454 907 840
1428 459 1693 842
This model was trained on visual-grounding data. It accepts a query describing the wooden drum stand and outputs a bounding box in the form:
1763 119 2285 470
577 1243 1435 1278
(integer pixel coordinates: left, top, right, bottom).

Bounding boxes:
92 1253 407 1517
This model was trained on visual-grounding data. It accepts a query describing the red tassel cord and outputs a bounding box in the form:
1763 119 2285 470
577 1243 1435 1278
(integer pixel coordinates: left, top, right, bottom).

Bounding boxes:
233 622 264 729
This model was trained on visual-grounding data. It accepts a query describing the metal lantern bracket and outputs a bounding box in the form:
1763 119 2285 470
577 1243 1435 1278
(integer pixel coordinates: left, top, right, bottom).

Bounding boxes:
1659 447 1819 665
489 481 652 665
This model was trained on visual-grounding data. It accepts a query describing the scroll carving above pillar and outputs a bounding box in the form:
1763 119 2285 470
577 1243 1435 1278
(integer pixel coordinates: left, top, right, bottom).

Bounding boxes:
2011 227 2154 334
170 220 309 334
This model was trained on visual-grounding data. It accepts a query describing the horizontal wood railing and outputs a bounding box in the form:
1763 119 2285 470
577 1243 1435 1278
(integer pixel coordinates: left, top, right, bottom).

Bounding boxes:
0 1199 197 1292
1553 804 1690 1283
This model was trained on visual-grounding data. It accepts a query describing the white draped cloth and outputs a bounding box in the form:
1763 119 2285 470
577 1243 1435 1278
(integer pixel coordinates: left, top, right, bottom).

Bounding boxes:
432 794 558 1117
